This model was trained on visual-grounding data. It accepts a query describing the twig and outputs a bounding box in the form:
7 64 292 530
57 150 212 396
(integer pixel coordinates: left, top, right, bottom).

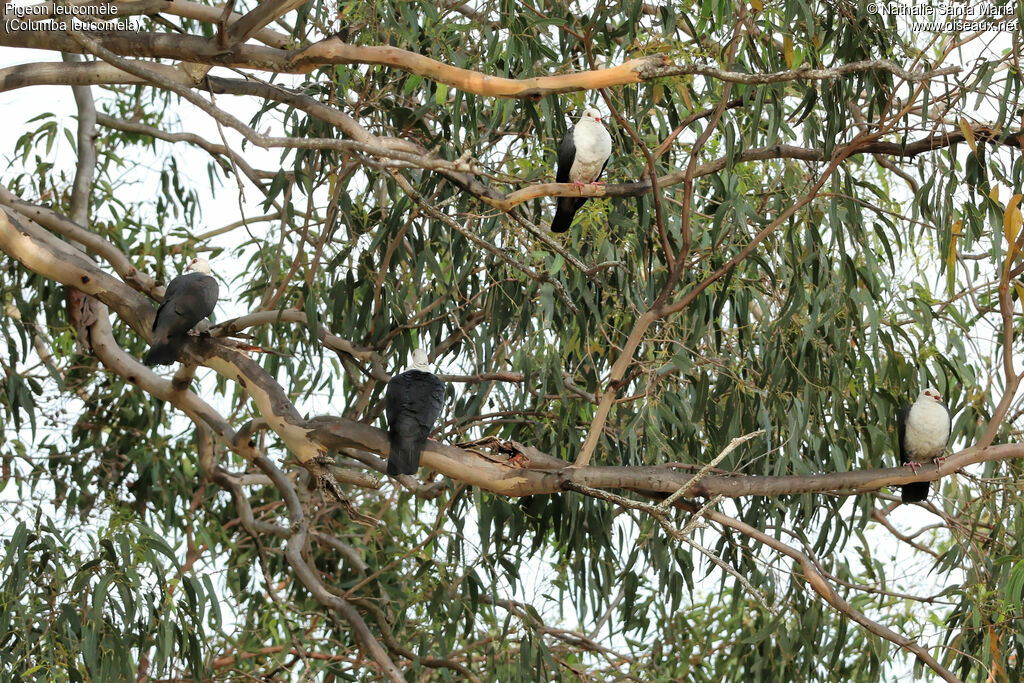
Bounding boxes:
563 481 771 612
658 430 765 510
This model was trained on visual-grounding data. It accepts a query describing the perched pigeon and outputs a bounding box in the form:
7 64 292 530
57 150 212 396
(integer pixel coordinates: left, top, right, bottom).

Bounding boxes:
144 257 219 366
898 387 951 503
385 349 445 476
551 108 612 233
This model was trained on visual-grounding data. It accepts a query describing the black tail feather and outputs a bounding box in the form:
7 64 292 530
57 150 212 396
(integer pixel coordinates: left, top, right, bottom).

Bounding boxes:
551 197 585 233
901 481 929 503
143 339 180 366
387 436 426 476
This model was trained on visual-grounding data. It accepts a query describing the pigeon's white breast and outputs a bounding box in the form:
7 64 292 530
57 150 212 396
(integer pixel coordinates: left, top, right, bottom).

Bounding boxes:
904 400 950 461
569 120 612 184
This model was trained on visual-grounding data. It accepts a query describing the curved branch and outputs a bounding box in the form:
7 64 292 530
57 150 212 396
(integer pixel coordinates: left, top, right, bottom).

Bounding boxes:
4 200 1022 502
291 44 671 96
213 309 385 371
0 59 191 93
0 207 307 466
1 59 1014 219
0 206 153 330
0 214 237 445
95 113 269 186
8 0 291 46
203 349 325 464
704 507 960 682
0 185 157 292
250 455 405 682
307 414 1024 499
0 27 955 97
88 311 240 446
222 0 304 48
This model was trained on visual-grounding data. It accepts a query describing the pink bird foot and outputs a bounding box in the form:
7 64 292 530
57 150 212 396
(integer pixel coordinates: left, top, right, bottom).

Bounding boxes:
904 461 922 473
932 455 946 466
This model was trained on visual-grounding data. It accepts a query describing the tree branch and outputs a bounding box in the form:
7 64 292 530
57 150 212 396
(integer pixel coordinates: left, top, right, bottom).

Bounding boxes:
0 26 956 96
704 507 961 682
0 184 157 292
3 201 1022 503
0 59 192 93
223 0 304 47
95 113 269 186
212 308 387 379
249 455 406 682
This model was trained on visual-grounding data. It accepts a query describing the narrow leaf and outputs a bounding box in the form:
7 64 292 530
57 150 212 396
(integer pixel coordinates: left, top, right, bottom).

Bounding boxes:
960 117 977 152
946 220 962 297
1002 194 1023 259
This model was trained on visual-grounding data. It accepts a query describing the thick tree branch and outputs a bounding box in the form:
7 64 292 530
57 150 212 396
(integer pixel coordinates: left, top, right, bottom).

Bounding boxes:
87 310 241 447
60 52 103 354
0 59 191 92
0 26 956 96
203 349 325 464
0 207 312 467
0 184 157 292
3 197 1022 502
308 414 1024 499
0 206 153 329
7 0 290 45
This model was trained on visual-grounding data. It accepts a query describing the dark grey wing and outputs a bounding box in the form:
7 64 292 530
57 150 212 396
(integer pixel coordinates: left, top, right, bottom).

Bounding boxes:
395 371 444 428
552 126 582 233
897 404 910 466
161 271 197 301
385 371 446 476
385 373 411 438
555 125 575 184
422 372 445 428
170 274 218 332
145 274 219 366
153 273 218 335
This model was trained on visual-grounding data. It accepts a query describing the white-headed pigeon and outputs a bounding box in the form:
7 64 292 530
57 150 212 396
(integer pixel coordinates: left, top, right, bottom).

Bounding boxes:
898 387 951 503
385 349 445 476
551 107 612 233
143 257 219 366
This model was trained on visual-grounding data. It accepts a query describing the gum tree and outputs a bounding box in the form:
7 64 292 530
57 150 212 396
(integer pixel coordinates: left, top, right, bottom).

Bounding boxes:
1 1 1023 680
